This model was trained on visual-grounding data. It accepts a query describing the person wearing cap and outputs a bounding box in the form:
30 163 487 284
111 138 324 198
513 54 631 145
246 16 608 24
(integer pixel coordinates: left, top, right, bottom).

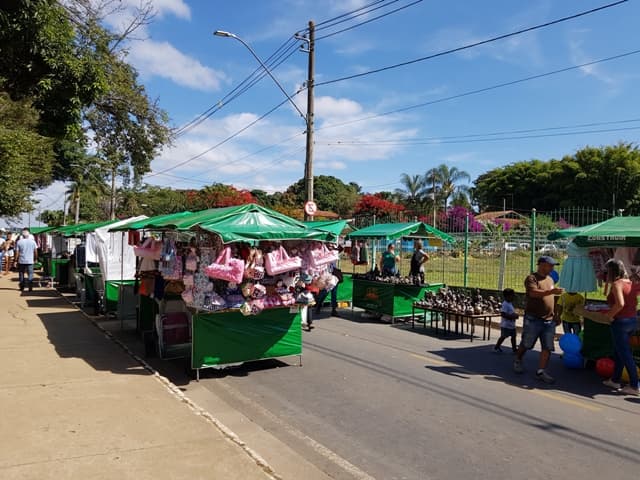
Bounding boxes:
513 255 564 383
14 227 38 292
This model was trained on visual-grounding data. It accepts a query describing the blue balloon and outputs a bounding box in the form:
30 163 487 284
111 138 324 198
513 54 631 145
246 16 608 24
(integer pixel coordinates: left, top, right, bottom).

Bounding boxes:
563 352 584 369
550 270 559 283
559 333 581 354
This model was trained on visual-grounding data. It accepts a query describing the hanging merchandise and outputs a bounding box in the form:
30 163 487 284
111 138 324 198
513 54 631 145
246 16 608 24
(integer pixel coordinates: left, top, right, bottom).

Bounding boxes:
204 246 245 284
244 248 265 280
308 242 340 268
134 237 162 260
265 245 302 275
185 247 198 272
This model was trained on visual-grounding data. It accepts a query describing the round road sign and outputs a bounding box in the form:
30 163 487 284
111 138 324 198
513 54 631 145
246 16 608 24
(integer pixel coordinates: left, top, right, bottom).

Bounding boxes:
304 201 317 216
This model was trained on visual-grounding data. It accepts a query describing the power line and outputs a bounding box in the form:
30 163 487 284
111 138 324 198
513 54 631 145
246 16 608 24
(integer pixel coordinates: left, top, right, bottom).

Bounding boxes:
315 0 629 87
312 0 388 28
317 0 423 40
316 48 640 133
174 38 300 137
322 125 640 146
145 98 296 179
321 118 640 145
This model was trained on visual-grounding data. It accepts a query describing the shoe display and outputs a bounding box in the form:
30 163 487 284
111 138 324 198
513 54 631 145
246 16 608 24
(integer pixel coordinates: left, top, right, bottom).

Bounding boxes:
513 359 523 373
536 370 555 384
619 385 640 395
603 379 622 390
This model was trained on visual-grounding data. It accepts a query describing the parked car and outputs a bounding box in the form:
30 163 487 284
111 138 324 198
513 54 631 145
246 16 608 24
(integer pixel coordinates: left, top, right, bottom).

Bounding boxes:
538 244 558 254
519 242 531 250
504 242 519 251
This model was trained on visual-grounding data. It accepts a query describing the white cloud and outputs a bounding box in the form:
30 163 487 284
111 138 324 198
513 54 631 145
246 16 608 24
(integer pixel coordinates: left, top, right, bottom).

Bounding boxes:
146 93 419 191
128 41 227 91
149 0 191 20
568 35 617 88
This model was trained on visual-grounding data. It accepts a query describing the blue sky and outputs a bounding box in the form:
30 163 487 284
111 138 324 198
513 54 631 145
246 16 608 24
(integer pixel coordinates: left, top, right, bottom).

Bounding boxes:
22 0 640 225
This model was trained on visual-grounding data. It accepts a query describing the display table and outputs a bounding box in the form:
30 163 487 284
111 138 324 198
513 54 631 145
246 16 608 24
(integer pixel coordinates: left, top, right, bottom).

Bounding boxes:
191 307 304 380
352 279 443 320
411 305 500 342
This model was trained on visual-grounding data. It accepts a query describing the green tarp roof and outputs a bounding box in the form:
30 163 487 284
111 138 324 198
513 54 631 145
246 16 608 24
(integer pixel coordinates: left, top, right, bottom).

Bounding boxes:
109 211 194 231
547 225 590 240
29 226 57 234
109 204 335 243
52 219 120 236
346 222 454 243
567 216 640 247
303 220 351 237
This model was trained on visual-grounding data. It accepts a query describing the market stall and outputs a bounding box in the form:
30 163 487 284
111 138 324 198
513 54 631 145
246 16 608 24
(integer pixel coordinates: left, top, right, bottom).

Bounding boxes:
549 216 640 364
347 222 453 321
114 204 336 377
304 219 353 305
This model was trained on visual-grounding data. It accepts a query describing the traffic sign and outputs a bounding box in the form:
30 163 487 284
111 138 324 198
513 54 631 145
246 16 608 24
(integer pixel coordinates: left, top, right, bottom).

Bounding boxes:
304 201 317 216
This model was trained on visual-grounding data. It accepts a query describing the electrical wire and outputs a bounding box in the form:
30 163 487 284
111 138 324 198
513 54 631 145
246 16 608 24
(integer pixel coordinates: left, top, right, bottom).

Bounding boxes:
317 0 423 40
145 98 295 179
314 0 404 32
322 125 640 146
312 0 388 28
315 0 629 87
174 38 300 137
315 48 640 133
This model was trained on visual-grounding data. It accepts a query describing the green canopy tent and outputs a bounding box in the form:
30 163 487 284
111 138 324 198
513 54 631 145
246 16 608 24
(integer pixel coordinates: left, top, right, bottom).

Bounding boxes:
347 222 455 244
108 211 194 232
346 222 451 321
569 216 640 247
303 220 351 238
110 204 335 243
51 219 120 237
30 226 57 234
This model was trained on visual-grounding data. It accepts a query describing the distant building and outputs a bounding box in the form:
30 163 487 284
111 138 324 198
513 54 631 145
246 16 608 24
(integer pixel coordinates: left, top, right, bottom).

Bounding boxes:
475 210 527 227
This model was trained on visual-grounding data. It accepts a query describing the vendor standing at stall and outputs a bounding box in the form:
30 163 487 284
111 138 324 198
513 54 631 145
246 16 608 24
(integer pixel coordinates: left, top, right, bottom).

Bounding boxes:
601 259 640 395
380 243 400 276
409 240 429 284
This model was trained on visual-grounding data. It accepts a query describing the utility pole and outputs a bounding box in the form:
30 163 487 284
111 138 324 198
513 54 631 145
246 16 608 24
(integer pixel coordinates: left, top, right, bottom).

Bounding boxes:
303 20 315 221
75 187 80 224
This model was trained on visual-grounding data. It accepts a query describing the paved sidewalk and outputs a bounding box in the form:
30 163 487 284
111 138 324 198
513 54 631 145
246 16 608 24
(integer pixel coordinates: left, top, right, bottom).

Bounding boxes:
0 273 276 480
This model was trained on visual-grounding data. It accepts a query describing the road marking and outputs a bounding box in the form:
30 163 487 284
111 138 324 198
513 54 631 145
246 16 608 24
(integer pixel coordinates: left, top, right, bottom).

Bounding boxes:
409 353 451 366
530 388 601 412
215 380 377 480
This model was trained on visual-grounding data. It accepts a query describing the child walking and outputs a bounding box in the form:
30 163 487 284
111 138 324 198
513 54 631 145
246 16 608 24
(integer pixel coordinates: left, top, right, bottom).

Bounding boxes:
494 288 518 353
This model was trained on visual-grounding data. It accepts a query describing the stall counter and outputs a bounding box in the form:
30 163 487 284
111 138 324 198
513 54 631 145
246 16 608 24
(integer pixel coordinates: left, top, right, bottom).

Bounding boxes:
192 307 303 379
352 278 444 319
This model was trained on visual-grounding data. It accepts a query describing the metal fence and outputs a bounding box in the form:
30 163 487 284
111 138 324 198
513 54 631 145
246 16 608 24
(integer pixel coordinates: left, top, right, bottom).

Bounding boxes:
349 207 612 294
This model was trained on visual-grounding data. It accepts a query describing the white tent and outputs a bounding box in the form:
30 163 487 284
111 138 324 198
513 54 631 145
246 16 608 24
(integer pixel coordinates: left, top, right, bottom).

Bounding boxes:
93 216 146 281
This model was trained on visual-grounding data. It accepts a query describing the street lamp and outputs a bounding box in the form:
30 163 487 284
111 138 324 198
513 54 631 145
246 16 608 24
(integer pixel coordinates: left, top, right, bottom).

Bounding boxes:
213 28 315 219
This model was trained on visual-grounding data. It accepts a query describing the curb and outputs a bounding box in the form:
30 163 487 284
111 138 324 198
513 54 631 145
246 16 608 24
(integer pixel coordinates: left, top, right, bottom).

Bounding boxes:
58 290 282 480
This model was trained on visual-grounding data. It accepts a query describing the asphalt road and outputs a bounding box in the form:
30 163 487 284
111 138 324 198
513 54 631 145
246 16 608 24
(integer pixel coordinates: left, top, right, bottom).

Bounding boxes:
199 311 640 480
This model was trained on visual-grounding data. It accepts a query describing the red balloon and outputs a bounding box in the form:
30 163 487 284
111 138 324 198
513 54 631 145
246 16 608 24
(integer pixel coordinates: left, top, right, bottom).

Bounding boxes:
596 357 615 378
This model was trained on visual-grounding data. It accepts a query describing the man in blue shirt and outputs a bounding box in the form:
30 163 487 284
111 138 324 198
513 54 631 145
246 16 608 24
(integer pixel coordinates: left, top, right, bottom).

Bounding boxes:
15 228 38 292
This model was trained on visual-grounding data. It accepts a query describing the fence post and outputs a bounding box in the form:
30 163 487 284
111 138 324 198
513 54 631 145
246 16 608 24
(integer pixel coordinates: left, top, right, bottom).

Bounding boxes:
530 208 537 272
463 213 469 287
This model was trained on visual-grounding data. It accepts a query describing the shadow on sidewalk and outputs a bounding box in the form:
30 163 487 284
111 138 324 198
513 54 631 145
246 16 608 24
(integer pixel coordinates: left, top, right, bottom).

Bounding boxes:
34 302 150 376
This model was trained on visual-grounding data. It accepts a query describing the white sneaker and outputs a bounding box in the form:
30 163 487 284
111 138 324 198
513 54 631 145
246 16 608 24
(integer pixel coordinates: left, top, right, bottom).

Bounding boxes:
619 385 640 395
603 379 622 390
536 370 555 384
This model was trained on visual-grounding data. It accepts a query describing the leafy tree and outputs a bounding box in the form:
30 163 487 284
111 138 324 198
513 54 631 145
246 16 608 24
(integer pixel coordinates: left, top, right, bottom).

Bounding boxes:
395 173 425 211
285 176 361 217
353 193 404 217
425 164 471 212
0 94 55 216
37 209 64 226
185 184 255 210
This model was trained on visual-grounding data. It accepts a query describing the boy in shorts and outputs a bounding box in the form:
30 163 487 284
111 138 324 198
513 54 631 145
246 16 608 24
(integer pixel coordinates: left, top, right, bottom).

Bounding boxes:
494 288 518 353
